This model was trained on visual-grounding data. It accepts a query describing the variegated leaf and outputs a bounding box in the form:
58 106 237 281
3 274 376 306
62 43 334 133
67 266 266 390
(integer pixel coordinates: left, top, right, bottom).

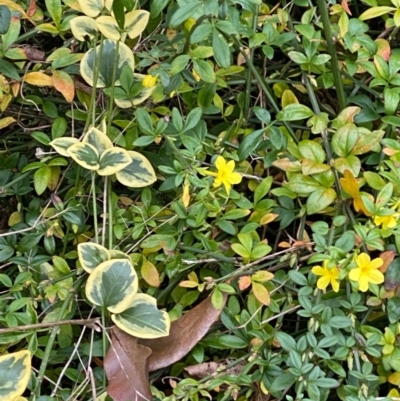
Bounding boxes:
111 294 170 339
78 242 110 273
0 350 31 401
85 259 138 314
109 250 131 260
124 10 149 39
70 16 98 41
97 148 131 176
80 40 135 88
83 126 113 155
68 142 100 170
96 16 120 41
50 137 79 157
115 151 157 187
78 0 104 17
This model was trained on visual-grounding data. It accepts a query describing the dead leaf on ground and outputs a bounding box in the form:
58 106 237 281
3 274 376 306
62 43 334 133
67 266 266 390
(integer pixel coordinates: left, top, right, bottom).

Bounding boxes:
139 293 227 372
184 359 244 379
105 327 152 401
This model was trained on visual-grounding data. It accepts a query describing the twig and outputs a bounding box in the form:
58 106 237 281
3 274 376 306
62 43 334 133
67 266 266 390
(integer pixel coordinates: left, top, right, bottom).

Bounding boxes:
0 318 100 334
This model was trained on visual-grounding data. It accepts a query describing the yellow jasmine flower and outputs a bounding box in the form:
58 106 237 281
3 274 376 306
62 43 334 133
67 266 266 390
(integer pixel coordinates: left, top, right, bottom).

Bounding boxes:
311 260 340 292
374 213 399 229
142 74 158 88
349 253 384 292
203 156 242 194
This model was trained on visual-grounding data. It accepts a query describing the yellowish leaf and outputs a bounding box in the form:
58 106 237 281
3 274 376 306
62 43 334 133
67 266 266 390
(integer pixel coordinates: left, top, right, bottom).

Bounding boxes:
52 70 75 102
0 116 15 129
179 280 199 288
0 0 28 17
260 213 278 225
251 282 270 306
141 258 160 287
25 71 53 87
182 183 190 207
8 211 21 227
340 169 359 198
389 371 400 385
238 276 252 290
281 89 299 107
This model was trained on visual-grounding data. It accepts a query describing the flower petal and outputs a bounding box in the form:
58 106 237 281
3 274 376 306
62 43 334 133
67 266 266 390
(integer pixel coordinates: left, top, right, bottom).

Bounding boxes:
369 257 383 270
213 177 222 188
317 276 330 290
356 253 370 268
227 172 242 185
202 170 218 177
215 156 226 171
223 181 232 194
331 278 340 292
225 160 235 172
311 266 325 276
358 275 370 292
366 268 384 284
349 267 362 281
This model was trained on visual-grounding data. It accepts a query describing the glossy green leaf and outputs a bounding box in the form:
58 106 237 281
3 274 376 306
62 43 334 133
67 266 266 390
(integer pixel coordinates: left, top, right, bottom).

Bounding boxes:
45 0 62 28
86 259 138 313
306 188 337 214
277 104 314 121
359 6 396 21
213 28 231 68
34 166 51 195
170 2 202 27
111 294 170 338
0 5 11 34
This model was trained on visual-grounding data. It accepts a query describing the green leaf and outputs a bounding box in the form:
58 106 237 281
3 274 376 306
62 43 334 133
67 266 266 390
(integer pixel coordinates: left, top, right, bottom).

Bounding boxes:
254 176 273 205
80 40 135 88
270 373 297 395
68 142 100 170
238 129 264 161
170 54 191 75
277 104 314 121
192 59 215 83
0 5 11 34
136 108 154 135
34 166 51 195
115 151 157 187
306 188 337 214
112 0 125 30
0 59 20 80
0 350 31 401
150 0 169 17
364 171 386 190
376 183 393 208
78 243 110 273
212 28 231 68
170 2 202 27
111 294 170 338
359 6 396 20
298 140 325 163
98 148 131 176
351 129 384 155
385 257 400 291
86 259 138 314
288 51 308 64
45 0 62 28
387 297 400 323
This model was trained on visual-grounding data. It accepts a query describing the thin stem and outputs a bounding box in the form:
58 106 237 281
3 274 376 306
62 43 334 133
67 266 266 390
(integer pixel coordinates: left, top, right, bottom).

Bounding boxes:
91 172 99 244
101 308 108 389
108 178 113 249
316 0 346 111
106 40 120 137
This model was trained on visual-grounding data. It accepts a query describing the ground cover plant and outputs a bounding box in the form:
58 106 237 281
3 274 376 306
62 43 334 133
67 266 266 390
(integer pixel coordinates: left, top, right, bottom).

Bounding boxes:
3 0 400 400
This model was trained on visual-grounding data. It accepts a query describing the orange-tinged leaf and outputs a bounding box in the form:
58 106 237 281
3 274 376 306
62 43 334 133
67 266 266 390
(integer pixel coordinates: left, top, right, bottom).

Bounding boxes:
354 195 372 216
252 282 270 306
375 38 391 61
11 82 20 97
25 71 53 87
278 241 291 248
179 280 199 288
379 250 396 273
141 258 160 287
0 116 15 129
260 213 279 225
341 0 351 15
340 169 359 197
238 276 252 290
27 0 36 17
52 70 75 102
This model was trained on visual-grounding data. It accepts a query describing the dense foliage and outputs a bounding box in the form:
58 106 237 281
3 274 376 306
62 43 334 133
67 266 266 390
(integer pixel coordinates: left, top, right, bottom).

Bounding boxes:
2 0 400 400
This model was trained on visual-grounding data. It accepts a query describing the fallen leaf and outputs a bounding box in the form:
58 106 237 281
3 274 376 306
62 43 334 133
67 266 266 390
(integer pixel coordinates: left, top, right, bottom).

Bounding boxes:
139 294 227 371
52 70 75 102
105 326 153 401
141 258 160 287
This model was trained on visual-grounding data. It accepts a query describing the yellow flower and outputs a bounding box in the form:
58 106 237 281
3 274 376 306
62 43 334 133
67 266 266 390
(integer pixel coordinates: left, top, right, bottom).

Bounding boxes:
311 260 340 292
374 214 398 229
348 253 384 292
203 156 242 194
142 74 158 88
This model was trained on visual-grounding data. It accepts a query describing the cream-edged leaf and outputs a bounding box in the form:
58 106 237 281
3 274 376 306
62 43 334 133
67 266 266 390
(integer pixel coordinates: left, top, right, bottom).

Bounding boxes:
98 148 131 176
78 0 104 17
124 10 149 39
96 16 120 40
83 126 113 155
109 250 131 260
0 350 31 401
70 16 98 41
86 259 138 313
50 137 79 157
80 39 135 88
78 242 110 273
111 294 170 339
68 142 100 170
115 151 157 187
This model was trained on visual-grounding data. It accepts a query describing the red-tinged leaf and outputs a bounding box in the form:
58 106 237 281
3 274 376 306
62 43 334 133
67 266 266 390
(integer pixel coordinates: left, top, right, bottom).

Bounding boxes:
376 38 391 61
252 282 270 306
238 276 252 291
105 327 152 401
139 294 227 371
380 250 396 273
27 0 36 16
52 70 75 102
341 0 351 15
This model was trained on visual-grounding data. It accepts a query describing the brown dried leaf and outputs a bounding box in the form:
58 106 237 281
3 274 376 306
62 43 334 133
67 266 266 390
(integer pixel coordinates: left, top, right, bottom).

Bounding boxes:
105 327 153 401
139 294 227 371
379 250 396 273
